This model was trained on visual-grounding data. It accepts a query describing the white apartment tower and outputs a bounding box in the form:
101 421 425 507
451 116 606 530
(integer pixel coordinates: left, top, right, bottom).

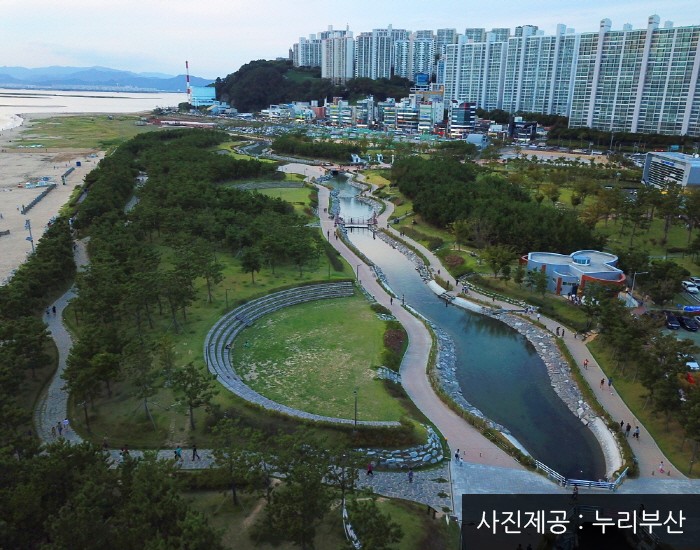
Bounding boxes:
569 16 700 136
321 29 355 84
294 34 322 67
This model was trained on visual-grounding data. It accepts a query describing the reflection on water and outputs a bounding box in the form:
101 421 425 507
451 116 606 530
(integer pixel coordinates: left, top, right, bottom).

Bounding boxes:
335 179 605 479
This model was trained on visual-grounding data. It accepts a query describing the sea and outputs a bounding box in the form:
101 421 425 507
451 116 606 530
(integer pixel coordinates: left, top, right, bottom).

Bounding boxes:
0 88 187 131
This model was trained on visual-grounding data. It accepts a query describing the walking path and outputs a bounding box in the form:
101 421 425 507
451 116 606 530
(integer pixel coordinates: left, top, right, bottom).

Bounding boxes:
33 163 700 520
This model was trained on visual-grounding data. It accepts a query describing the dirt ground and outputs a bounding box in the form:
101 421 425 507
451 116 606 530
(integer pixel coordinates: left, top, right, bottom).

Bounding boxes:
0 114 104 284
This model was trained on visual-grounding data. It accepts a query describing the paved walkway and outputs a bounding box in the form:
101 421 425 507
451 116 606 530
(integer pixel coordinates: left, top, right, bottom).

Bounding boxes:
381 216 686 481
317 183 524 471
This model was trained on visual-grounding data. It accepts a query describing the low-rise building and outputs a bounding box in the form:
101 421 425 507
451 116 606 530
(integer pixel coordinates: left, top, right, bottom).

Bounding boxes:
523 250 626 295
642 152 700 189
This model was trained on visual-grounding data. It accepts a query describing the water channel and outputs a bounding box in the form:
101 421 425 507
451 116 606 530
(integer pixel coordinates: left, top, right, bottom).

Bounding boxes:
331 176 606 479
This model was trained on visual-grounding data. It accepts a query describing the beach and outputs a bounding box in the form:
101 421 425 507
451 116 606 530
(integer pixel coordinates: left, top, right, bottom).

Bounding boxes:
0 114 104 284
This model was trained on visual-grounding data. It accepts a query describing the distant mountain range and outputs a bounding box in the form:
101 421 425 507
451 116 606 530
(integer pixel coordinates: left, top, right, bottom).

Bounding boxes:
0 66 214 92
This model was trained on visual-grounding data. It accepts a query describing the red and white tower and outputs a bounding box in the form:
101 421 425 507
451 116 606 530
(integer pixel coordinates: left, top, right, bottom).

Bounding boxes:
185 60 191 103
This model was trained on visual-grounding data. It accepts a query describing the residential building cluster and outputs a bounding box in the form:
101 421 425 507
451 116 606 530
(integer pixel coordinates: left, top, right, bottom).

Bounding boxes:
291 15 700 137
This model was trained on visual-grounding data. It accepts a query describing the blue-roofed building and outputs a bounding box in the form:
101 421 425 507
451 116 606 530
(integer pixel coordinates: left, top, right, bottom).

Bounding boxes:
189 86 217 107
523 250 626 295
642 152 700 189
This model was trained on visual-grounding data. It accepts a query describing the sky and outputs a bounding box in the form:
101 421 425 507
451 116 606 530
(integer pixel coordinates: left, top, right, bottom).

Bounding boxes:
2 0 700 81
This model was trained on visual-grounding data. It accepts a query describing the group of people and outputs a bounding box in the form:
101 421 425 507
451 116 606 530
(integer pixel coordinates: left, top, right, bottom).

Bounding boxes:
49 418 70 438
618 419 640 440
366 462 414 483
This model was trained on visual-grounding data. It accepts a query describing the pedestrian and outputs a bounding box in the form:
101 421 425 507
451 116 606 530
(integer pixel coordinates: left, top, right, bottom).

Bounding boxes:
625 423 631 438
390 296 393 305
556 327 560 336
658 461 665 474
121 445 130 458
600 378 605 390
46 308 50 316
561 329 565 337
176 446 183 462
608 377 614 394
455 449 460 462
57 421 63 436
52 305 56 315
572 485 578 501
192 445 200 461
583 359 589 369
408 468 414 483
51 425 56 438
537 313 541 322
62 418 70 433
633 426 640 439
367 462 374 476
620 420 625 430
102 437 109 450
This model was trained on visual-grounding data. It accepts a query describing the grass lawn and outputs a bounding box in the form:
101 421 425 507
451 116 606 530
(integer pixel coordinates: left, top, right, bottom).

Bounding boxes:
362 169 391 188
231 295 406 421
588 338 699 477
257 187 313 215
596 215 699 273
66 239 424 450
15 115 157 150
187 490 459 550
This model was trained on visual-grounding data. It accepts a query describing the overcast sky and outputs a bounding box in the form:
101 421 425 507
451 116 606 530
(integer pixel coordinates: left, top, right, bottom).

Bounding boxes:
2 0 700 80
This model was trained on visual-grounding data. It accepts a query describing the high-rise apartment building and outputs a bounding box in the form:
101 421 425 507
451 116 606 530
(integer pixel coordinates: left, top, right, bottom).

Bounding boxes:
436 28 458 56
464 28 486 43
569 15 700 136
321 29 355 84
293 34 322 68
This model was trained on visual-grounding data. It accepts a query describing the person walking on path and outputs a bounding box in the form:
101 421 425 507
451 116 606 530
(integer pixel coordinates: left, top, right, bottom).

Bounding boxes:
608 377 614 394
366 462 374 477
408 468 414 483
625 423 631 437
56 421 63 437
192 445 200 461
583 359 589 369
52 305 56 315
620 420 625 430
51 425 56 438
633 426 640 440
175 446 183 464
600 378 605 390
62 418 70 434
658 461 665 474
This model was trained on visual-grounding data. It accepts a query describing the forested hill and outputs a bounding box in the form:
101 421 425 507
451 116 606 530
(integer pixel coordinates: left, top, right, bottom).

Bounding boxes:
214 60 413 112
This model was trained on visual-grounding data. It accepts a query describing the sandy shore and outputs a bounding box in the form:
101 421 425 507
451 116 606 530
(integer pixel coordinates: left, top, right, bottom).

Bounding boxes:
0 113 104 284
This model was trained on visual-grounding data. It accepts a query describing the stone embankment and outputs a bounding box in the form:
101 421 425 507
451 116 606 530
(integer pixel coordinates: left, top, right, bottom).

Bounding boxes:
358 425 444 469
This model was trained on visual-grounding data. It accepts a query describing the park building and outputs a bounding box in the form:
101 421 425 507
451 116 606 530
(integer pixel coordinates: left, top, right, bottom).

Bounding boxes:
523 250 626 296
642 152 700 188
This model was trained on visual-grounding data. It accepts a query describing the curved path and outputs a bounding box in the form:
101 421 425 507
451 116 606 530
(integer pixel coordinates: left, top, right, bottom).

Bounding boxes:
34 238 89 444
314 180 524 471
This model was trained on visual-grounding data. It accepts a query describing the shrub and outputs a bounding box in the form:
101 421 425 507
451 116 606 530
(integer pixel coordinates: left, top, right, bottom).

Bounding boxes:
443 254 465 268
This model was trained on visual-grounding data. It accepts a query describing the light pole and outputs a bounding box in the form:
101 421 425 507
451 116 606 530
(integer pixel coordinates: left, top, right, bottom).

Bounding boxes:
353 388 358 431
356 264 361 281
631 271 648 297
24 219 35 253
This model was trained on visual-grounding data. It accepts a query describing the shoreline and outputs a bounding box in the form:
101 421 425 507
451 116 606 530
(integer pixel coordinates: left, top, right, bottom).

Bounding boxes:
0 113 104 284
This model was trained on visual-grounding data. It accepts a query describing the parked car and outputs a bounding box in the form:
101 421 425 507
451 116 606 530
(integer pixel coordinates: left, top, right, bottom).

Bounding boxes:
665 311 681 330
682 281 700 294
679 316 699 331
690 276 700 285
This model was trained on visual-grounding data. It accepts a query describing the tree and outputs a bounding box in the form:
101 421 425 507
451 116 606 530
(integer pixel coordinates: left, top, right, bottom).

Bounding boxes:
481 244 514 278
513 263 526 287
122 341 159 430
645 259 689 305
172 362 218 430
681 388 700 474
252 438 335 549
240 246 262 283
450 219 471 250
525 268 548 296
211 418 266 506
347 497 403 549
579 282 607 330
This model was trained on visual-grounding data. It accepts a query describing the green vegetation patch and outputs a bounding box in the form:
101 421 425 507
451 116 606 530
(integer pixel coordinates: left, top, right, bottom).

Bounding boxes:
15 114 156 149
231 295 407 421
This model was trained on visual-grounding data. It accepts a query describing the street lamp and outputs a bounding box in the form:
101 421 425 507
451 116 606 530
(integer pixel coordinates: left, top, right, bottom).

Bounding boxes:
630 271 648 297
24 219 35 253
353 388 358 430
356 264 361 280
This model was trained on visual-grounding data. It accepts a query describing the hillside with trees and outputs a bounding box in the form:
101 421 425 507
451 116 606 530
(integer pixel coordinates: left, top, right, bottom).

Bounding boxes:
214 59 413 112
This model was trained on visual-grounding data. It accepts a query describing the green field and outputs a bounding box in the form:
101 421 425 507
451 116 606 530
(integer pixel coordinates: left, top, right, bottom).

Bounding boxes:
257 187 313 215
231 296 406 421
14 115 157 149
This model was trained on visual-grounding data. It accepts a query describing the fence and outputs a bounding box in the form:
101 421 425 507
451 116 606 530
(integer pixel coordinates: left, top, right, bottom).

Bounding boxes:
535 460 629 492
21 183 56 214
